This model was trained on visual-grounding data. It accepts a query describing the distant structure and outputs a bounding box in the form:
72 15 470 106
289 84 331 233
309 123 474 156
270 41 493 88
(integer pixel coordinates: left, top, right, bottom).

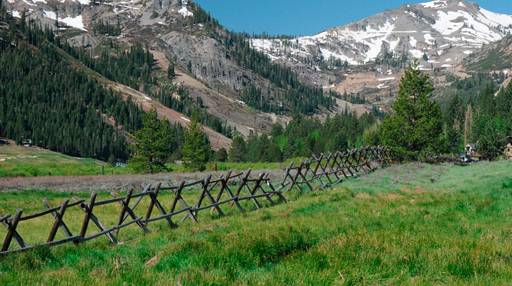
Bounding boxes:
21 139 32 147
460 144 481 163
504 137 512 160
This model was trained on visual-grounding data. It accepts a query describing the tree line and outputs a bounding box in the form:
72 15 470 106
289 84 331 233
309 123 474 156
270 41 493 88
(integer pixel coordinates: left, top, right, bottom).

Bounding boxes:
226 110 378 163
365 62 512 161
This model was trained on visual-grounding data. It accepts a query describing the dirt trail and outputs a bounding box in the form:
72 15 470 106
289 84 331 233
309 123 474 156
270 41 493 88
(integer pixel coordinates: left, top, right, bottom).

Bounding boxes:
0 170 285 192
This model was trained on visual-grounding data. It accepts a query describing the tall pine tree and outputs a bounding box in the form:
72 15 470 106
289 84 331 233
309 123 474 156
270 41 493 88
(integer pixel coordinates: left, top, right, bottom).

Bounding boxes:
129 110 173 173
379 63 443 159
182 118 211 171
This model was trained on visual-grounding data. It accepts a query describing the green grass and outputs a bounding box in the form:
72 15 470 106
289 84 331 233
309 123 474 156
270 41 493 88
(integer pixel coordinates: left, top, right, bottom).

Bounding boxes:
1 161 512 285
0 144 131 177
0 144 295 177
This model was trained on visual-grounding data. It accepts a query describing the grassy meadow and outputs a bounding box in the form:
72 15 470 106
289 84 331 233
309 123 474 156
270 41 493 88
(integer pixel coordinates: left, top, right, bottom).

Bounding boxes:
1 161 512 285
0 143 295 177
0 144 129 177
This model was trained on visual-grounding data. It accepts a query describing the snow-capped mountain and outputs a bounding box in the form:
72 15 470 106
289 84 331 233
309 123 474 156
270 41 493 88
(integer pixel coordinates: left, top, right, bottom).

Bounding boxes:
251 0 512 69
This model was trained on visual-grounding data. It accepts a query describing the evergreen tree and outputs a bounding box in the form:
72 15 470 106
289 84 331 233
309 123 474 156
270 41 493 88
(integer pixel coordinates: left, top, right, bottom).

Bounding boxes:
214 148 228 162
464 104 473 146
379 63 443 159
167 62 175 80
472 114 508 160
443 94 464 153
182 119 211 171
129 110 173 173
228 136 247 162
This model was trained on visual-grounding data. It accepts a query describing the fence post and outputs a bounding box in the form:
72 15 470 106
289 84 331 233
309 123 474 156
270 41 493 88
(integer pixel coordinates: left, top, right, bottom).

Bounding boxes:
79 193 97 242
1 209 23 252
47 200 70 243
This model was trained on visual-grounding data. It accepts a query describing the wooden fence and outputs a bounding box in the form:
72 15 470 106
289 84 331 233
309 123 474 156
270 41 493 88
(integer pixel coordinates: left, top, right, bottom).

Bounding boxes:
0 146 392 255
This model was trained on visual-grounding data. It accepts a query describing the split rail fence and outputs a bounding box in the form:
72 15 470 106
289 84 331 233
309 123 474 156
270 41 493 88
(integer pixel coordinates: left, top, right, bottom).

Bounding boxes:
0 146 392 255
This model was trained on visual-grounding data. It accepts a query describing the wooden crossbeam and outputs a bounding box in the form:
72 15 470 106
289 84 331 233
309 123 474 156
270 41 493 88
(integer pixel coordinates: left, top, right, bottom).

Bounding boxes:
79 193 118 244
195 175 225 217
43 199 75 244
1 209 24 252
116 189 149 236
218 171 244 212
47 200 70 243
169 181 198 223
144 183 177 228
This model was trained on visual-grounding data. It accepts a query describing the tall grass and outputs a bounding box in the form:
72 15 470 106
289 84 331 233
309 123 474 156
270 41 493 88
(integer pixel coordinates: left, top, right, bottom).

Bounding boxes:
1 161 512 285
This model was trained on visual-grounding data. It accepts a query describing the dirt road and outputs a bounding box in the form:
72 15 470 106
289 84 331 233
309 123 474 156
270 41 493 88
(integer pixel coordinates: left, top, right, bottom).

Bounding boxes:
0 170 286 192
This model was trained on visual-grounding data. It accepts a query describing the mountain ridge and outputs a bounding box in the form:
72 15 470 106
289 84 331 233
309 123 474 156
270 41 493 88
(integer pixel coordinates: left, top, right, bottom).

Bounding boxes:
251 0 512 69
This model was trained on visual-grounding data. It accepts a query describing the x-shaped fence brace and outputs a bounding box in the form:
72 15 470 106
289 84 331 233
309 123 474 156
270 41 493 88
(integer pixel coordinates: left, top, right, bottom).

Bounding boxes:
0 146 392 255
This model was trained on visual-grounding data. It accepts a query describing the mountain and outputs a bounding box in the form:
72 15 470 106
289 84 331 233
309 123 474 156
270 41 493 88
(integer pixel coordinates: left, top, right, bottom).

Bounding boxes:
251 0 512 70
248 0 512 108
3 0 337 136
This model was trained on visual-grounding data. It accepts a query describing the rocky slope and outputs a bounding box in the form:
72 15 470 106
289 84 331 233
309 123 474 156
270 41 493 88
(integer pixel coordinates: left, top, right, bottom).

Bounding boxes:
463 35 512 73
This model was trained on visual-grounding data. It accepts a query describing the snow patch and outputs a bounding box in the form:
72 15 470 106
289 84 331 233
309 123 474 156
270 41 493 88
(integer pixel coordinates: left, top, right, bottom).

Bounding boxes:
421 0 448 9
410 49 424 59
43 10 86 31
433 11 465 35
409 36 417 47
178 0 193 17
424 33 435 45
378 77 395 82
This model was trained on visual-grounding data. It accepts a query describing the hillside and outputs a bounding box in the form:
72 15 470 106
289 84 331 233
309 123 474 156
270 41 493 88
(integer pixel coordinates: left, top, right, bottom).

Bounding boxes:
0 10 146 162
463 35 512 73
1 161 512 284
4 0 336 133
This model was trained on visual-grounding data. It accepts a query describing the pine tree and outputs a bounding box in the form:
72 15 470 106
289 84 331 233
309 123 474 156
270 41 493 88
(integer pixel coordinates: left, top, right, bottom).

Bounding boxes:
182 118 211 171
214 148 228 162
129 110 173 173
379 62 443 159
464 104 473 146
167 62 175 80
228 136 247 162
472 114 508 160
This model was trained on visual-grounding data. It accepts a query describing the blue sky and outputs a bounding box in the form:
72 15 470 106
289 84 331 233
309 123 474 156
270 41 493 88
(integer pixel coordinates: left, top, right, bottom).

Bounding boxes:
195 0 512 36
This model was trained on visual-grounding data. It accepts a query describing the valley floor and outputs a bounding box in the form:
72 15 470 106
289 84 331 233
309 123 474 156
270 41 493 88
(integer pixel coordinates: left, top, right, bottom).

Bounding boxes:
1 161 512 285
0 143 291 192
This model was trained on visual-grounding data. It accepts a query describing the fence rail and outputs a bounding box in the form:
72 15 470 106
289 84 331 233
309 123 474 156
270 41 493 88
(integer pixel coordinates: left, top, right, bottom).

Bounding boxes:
0 146 392 255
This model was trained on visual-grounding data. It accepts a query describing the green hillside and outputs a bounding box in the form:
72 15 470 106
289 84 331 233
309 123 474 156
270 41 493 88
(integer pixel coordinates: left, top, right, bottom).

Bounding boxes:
464 36 512 72
1 161 512 285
